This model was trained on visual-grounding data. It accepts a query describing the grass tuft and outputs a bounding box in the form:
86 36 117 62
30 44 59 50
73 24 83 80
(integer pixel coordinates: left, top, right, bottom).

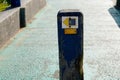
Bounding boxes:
0 3 10 12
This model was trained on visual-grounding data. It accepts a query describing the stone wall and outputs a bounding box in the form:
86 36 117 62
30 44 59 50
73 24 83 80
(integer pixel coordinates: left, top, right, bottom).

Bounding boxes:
0 8 20 48
0 0 46 48
20 0 46 27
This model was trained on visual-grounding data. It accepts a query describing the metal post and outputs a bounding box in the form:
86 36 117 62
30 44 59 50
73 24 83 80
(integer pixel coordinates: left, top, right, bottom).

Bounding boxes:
57 9 84 80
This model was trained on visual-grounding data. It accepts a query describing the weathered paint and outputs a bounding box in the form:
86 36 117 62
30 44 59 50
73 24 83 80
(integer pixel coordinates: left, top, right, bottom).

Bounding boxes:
57 9 83 80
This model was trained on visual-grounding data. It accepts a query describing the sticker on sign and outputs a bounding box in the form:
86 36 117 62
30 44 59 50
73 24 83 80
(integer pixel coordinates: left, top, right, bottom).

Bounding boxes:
62 16 78 29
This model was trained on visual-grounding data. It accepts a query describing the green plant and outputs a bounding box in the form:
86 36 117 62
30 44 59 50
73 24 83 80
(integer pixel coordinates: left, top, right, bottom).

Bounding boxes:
0 0 4 3
0 0 11 4
0 3 9 11
6 0 10 4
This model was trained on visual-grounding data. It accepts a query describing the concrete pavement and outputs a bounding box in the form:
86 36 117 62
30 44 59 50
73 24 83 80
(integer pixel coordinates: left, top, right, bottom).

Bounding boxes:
0 0 120 80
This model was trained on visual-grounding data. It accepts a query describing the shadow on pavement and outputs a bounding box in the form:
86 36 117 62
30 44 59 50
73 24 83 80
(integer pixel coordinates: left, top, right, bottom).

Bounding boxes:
5 6 12 10
109 7 120 28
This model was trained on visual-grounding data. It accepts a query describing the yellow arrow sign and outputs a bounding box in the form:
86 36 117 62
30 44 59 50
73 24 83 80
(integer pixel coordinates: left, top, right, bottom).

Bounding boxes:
63 18 69 27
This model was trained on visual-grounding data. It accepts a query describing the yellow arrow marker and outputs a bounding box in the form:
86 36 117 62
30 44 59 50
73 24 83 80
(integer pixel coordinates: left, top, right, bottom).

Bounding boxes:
63 18 69 27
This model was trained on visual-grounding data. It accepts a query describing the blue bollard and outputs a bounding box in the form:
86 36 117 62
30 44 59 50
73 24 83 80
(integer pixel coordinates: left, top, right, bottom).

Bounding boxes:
11 0 21 8
57 9 84 80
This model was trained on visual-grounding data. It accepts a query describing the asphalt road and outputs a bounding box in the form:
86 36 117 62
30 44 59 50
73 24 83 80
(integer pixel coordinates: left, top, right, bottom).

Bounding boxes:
0 0 120 80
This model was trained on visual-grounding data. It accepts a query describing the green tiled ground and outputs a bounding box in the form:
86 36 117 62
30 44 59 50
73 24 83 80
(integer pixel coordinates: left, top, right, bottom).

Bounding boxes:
0 0 120 80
